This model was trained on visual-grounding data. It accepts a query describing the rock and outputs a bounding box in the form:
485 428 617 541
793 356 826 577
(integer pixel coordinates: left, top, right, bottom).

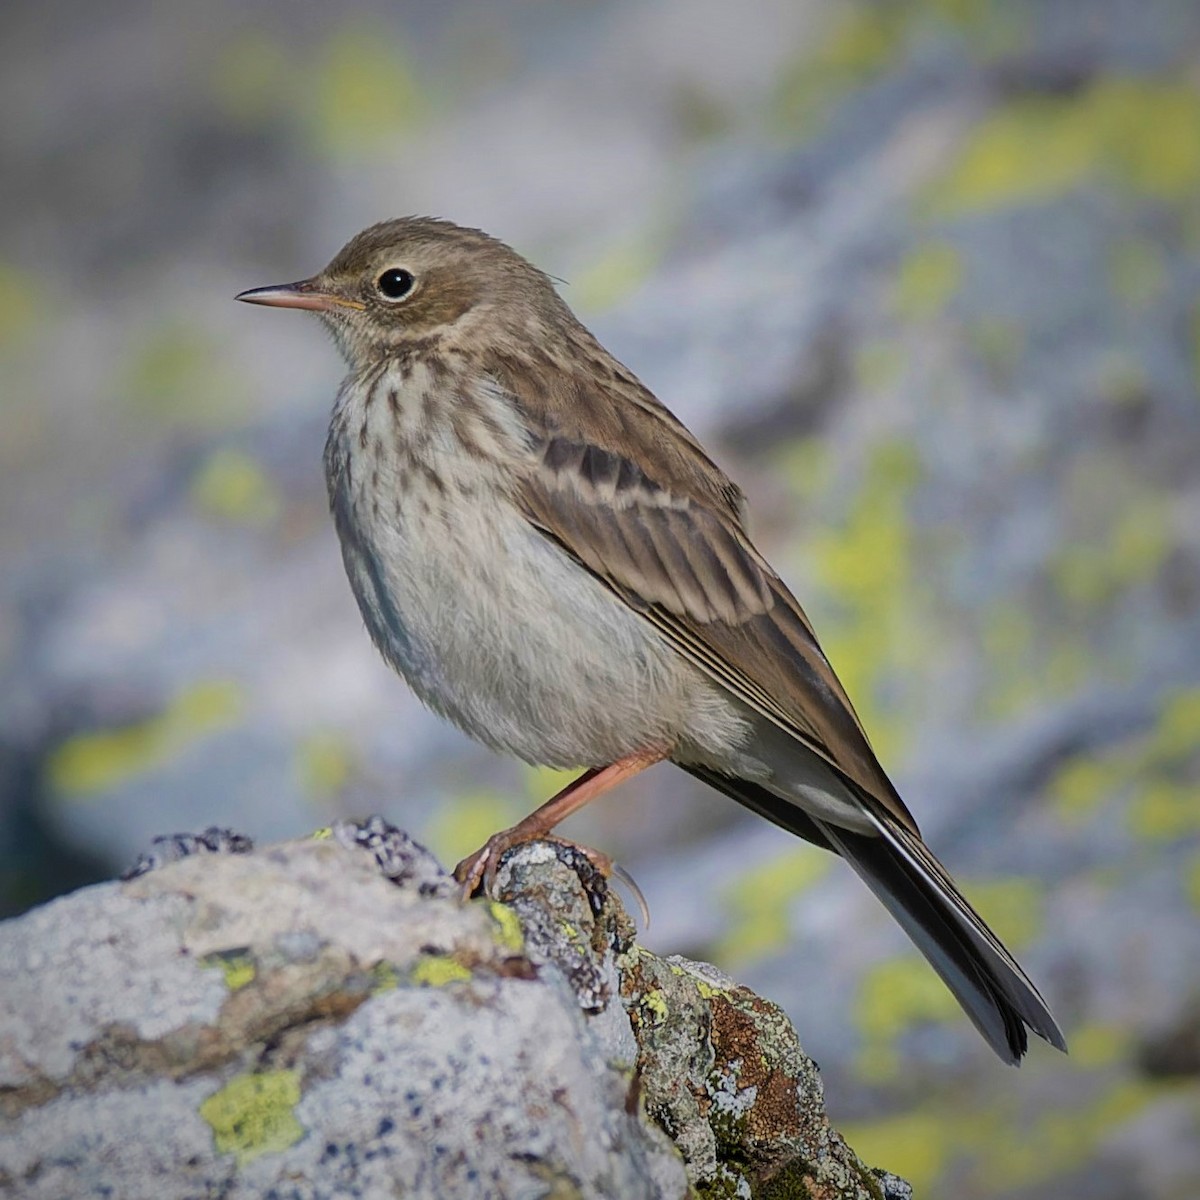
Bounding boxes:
0 822 908 1200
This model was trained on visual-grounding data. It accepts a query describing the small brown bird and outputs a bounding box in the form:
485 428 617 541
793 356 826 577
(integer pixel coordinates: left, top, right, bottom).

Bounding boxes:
237 217 1065 1063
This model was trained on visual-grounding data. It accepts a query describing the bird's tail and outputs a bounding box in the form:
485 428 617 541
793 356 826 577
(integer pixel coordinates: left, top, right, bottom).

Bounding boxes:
682 766 1066 1063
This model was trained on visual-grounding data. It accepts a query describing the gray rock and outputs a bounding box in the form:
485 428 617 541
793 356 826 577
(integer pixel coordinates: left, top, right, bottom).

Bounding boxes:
0 826 904 1199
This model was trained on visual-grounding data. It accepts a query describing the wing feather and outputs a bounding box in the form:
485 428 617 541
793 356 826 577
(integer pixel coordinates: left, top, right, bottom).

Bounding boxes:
487 351 917 831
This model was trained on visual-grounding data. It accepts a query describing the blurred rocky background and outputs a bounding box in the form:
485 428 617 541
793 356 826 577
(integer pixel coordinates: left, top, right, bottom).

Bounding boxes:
1 0 1198 1196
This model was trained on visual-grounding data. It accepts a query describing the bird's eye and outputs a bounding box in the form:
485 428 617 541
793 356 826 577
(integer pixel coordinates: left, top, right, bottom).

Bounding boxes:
376 268 415 300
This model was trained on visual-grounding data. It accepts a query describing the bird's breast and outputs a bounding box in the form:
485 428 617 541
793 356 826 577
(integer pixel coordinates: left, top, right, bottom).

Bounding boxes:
322 364 747 767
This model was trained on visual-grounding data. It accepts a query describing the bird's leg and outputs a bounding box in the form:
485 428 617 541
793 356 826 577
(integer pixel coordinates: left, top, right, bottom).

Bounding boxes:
454 746 666 899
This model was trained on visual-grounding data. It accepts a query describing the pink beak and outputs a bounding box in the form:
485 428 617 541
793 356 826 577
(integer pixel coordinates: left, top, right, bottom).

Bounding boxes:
234 280 364 312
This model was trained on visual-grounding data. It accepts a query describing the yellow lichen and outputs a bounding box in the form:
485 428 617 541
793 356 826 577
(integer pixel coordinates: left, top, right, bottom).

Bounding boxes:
370 962 399 993
199 1071 303 1164
488 901 525 954
200 952 257 992
411 955 472 987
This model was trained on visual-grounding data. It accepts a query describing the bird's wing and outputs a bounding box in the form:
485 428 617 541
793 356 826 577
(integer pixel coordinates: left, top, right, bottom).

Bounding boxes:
490 353 918 834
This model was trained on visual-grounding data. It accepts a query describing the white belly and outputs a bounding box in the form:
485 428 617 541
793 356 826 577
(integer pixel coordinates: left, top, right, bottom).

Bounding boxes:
324 369 747 768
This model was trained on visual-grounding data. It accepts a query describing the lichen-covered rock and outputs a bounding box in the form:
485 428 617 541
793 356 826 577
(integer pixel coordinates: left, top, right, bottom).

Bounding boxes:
0 825 907 1199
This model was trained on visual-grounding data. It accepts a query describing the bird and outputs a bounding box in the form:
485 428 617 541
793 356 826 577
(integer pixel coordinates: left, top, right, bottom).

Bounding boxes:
236 216 1066 1064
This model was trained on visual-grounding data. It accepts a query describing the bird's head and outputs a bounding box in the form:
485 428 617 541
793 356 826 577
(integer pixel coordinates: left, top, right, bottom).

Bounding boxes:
236 216 562 371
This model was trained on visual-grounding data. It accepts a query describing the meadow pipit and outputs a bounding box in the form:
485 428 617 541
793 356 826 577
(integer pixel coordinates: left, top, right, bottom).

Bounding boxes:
238 218 1066 1063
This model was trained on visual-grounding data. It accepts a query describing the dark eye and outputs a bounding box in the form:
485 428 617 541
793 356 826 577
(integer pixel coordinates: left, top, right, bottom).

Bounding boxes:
376 268 415 300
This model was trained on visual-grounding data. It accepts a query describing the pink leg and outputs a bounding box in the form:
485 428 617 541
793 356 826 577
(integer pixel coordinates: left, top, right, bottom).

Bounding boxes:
453 747 666 898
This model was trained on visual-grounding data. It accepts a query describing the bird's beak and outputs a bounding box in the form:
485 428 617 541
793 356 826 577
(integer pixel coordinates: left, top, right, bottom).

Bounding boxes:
234 279 365 312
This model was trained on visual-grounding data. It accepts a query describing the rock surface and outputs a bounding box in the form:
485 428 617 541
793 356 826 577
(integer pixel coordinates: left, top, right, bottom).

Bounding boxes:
0 823 909 1200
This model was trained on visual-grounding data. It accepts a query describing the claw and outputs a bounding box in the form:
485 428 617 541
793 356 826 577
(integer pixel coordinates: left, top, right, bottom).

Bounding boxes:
610 860 651 931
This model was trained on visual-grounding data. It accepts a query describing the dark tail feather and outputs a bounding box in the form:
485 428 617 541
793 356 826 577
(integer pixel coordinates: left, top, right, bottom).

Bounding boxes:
681 766 1066 1064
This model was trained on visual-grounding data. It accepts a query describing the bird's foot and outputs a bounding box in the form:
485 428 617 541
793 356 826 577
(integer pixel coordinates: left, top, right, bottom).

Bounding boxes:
454 831 610 900
454 833 649 927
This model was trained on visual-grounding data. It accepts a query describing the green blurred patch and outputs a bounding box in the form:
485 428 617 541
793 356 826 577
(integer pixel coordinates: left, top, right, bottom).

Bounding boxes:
1049 473 1172 612
714 847 830 967
855 955 961 1081
926 77 1200 215
523 764 578 804
848 1078 1161 1196
1193 301 1200 395
1109 238 1167 310
839 1109 952 1196
308 26 425 154
1047 687 1200 841
1127 776 1200 841
769 436 832 506
191 448 282 526
296 731 355 803
964 876 1043 948
125 323 240 427
893 241 963 320
772 4 907 135
198 1070 303 1164
981 600 1034 669
1048 753 1125 826
968 317 1025 380
1153 688 1200 759
571 232 662 314
976 1080 1158 1193
805 439 927 763
671 80 733 144
212 32 292 125
852 338 906 392
48 681 244 797
1187 852 1200 911
1067 1021 1130 1068
771 0 1023 137
0 261 41 345
1095 686 1200 841
425 789 520 868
